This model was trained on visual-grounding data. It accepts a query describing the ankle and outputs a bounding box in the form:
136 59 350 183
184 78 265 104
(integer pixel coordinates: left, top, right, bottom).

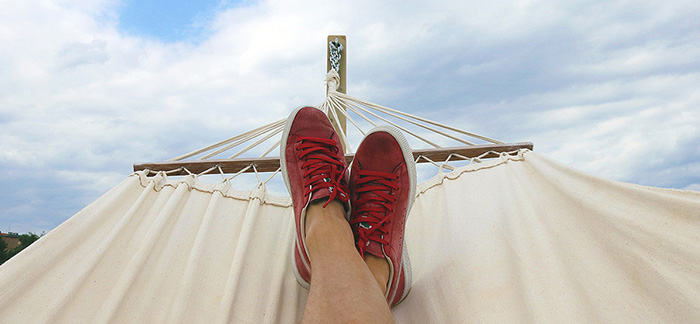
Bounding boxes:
305 200 353 251
364 254 390 294
305 200 346 232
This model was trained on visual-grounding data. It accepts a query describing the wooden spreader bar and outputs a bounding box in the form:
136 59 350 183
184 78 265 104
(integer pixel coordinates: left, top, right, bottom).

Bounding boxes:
133 142 533 176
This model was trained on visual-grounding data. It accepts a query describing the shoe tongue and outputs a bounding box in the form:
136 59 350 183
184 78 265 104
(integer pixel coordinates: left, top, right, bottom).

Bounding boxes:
309 186 332 202
309 184 348 202
363 241 384 258
309 186 350 215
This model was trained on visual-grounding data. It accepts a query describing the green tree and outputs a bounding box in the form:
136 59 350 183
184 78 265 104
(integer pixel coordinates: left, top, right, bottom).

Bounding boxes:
1 232 44 265
10 232 41 255
18 232 40 249
0 237 8 265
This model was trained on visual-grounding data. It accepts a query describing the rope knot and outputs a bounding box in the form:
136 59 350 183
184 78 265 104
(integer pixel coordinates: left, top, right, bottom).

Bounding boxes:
326 70 340 92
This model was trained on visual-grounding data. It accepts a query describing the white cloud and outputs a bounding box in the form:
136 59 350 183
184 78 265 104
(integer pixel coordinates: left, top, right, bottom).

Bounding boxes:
55 39 110 70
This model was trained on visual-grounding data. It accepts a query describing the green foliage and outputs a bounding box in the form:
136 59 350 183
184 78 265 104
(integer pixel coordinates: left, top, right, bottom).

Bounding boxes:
17 232 41 251
1 231 44 266
0 237 7 264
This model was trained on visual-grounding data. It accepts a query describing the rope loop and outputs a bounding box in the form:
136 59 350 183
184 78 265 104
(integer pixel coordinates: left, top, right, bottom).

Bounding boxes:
326 70 340 92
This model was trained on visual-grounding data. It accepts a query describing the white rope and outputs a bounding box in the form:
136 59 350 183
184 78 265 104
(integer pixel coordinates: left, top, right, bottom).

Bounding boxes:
325 70 340 94
329 94 376 129
251 164 263 188
217 165 226 181
340 96 441 148
159 69 522 180
226 164 253 181
165 168 185 175
143 167 185 176
228 123 285 159
414 155 455 171
200 119 285 160
439 155 459 173
414 148 527 174
444 153 470 166
317 100 329 115
344 96 477 146
260 140 281 158
326 97 352 153
335 92 504 144
196 165 220 177
331 92 476 145
170 118 285 161
260 167 282 189
327 96 366 137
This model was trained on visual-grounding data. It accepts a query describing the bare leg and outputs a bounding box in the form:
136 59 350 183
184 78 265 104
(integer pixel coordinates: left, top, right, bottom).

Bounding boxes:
364 255 390 295
302 201 393 324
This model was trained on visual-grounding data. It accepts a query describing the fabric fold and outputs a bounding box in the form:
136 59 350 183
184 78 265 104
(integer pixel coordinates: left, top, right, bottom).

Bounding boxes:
1 152 699 323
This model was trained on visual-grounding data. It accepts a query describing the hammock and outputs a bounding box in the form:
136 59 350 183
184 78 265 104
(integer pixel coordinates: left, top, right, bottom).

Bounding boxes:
1 150 699 323
2 36 700 323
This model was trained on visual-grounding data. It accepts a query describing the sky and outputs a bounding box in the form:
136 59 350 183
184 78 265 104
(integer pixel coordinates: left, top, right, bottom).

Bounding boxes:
1 0 699 234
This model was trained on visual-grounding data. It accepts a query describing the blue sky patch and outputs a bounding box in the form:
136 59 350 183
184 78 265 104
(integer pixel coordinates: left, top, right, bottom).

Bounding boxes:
117 0 241 42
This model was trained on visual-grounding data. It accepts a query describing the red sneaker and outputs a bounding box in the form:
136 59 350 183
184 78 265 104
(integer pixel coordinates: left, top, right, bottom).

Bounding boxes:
281 106 350 288
349 125 416 307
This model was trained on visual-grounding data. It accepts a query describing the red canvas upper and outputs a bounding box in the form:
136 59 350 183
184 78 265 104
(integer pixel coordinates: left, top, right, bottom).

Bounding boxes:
349 128 414 307
281 106 349 287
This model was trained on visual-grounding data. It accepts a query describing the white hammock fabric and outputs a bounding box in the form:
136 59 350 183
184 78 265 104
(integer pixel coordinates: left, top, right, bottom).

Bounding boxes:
1 150 699 323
